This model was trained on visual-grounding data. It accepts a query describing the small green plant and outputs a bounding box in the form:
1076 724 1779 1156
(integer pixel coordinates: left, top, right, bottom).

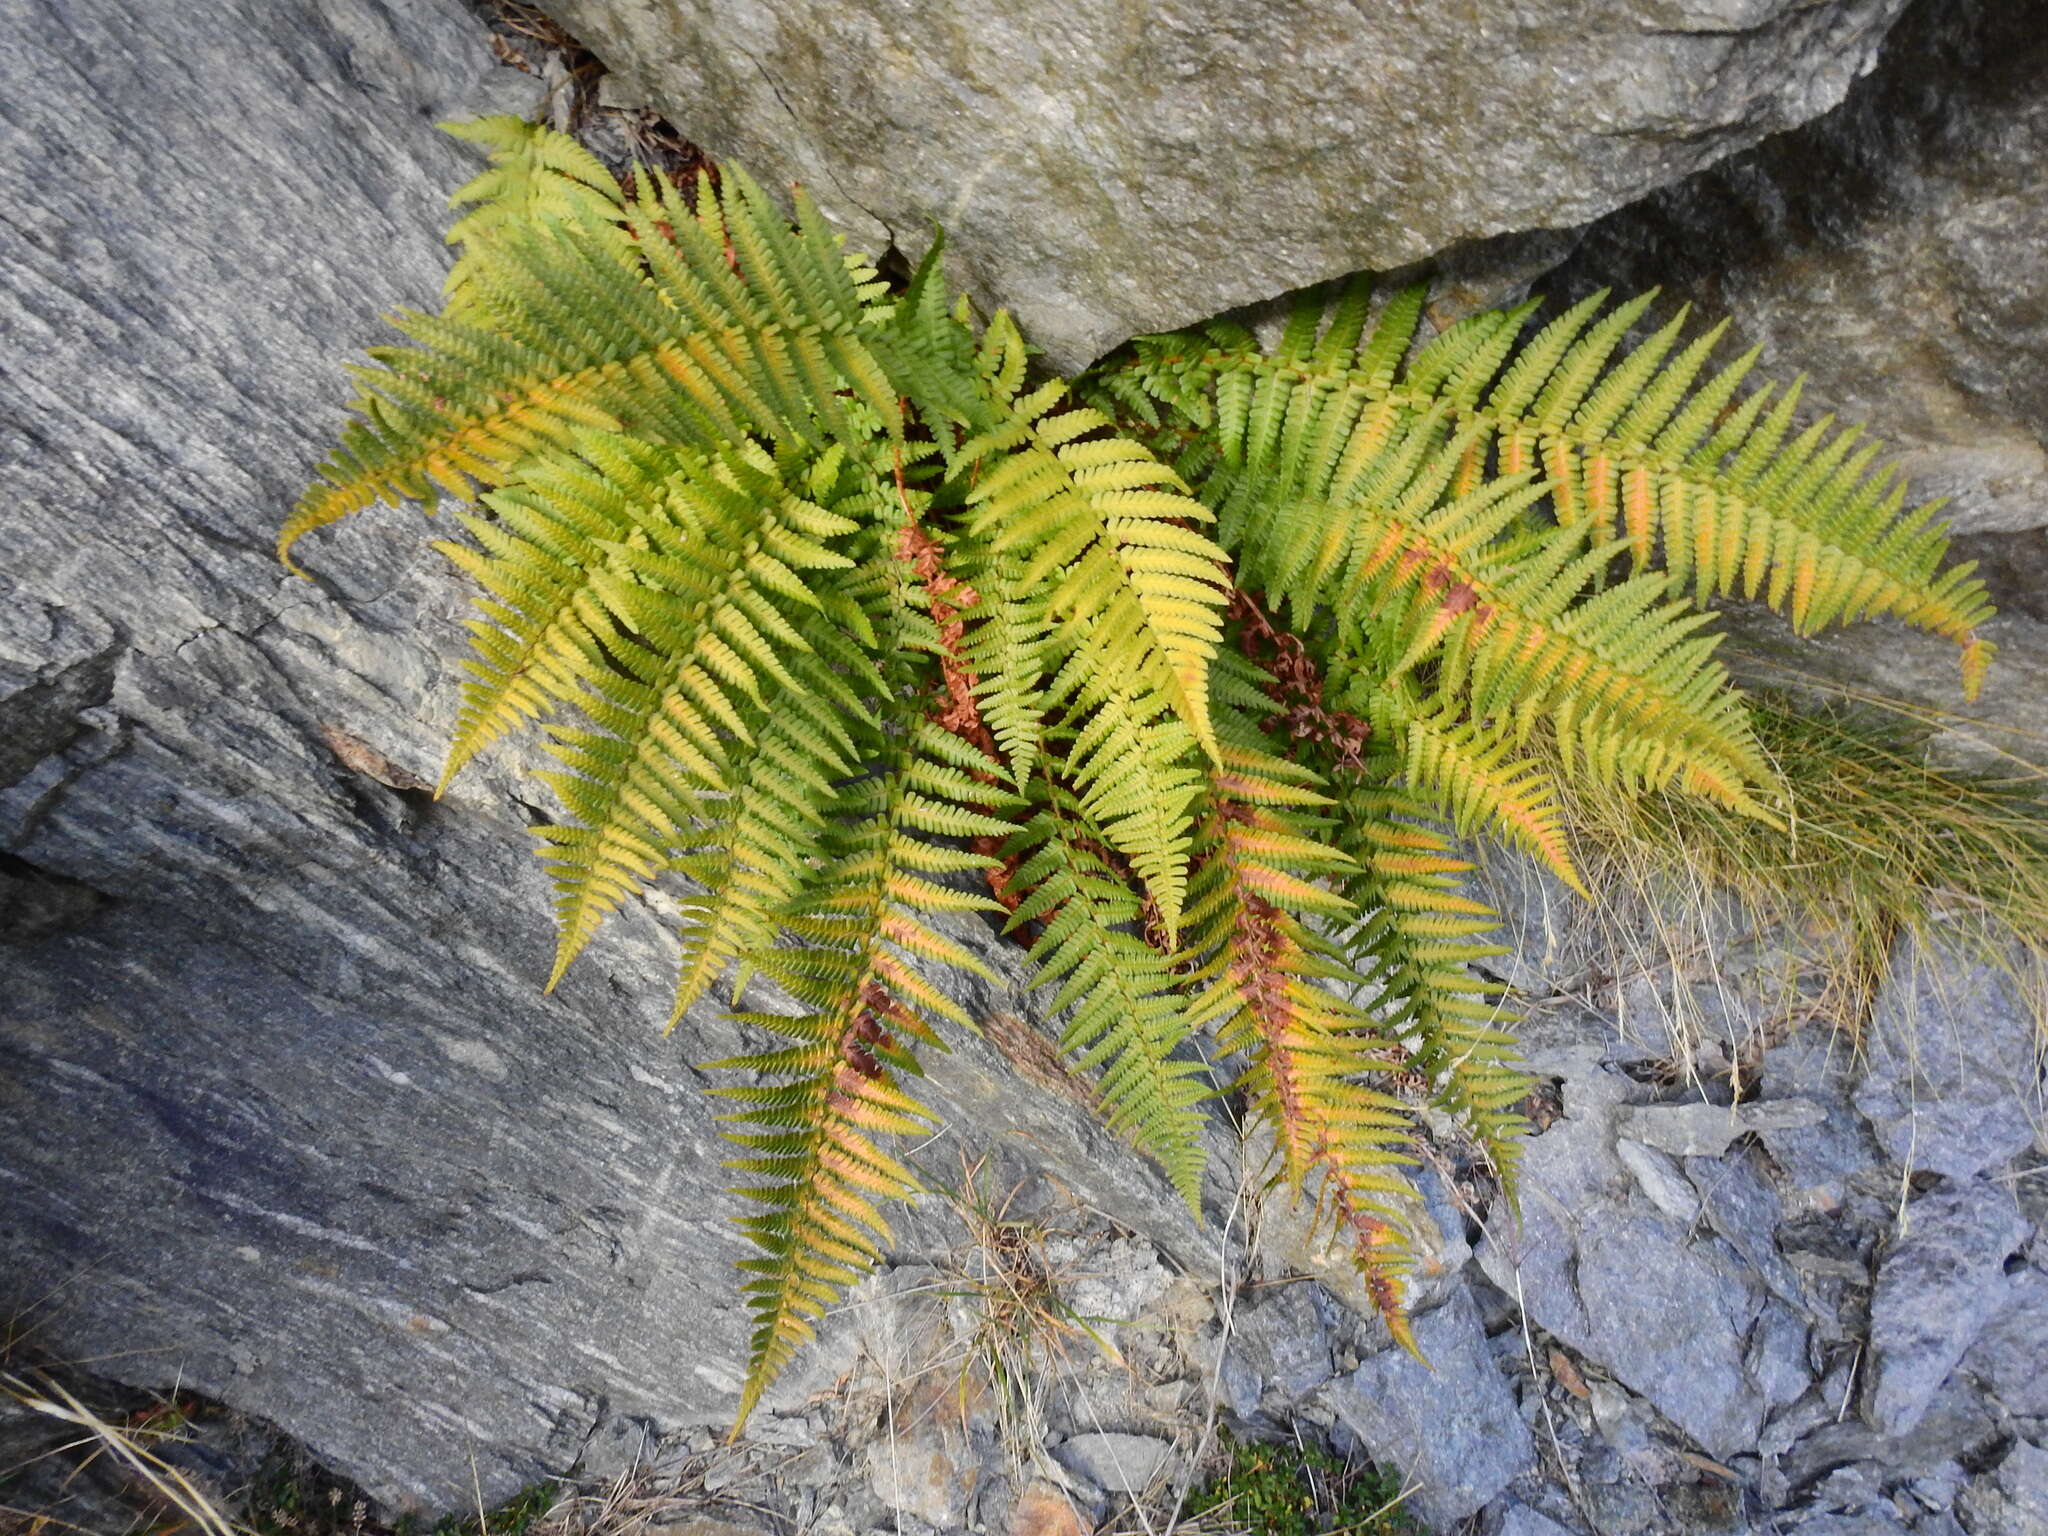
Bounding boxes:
1186 1431 1414 1535
283 116 2000 1423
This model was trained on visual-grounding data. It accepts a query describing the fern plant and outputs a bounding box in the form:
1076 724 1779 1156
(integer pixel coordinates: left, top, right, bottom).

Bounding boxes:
284 118 1996 1423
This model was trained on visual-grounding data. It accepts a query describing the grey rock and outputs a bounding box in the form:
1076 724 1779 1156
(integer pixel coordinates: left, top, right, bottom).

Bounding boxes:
1221 1279 1333 1418
1587 1379 1654 1459
1865 1180 2030 1436
1469 844 1609 1000
578 1416 661 1481
1961 1269 2048 1418
0 0 1217 1514
1907 1465 1966 1515
1323 1284 1533 1529
1748 1300 1815 1411
1618 1098 1826 1160
1568 1208 1766 1456
1689 1147 1810 1311
1215 1347 1261 1424
1476 1015 1766 1458
1578 1478 1665 1534
2017 1156 2048 1268
550 0 1910 368
1756 1035 1882 1217
1789 1508 1911 1535
1957 1441 2048 1536
1491 1505 1577 1536
1617 1137 1702 1224
1051 1433 1172 1496
1850 939 2043 1182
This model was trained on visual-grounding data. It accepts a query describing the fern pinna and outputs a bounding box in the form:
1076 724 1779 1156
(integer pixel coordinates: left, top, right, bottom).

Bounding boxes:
285 118 1996 1420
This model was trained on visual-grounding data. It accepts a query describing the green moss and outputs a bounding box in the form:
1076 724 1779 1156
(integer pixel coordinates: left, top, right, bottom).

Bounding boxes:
1187 1431 1415 1535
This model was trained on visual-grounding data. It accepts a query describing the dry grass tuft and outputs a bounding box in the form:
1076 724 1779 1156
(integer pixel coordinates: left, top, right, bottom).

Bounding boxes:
1548 687 2048 1072
1 1366 237 1536
931 1154 1125 1461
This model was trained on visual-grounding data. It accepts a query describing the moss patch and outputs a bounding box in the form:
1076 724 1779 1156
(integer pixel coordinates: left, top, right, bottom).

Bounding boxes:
1186 1431 1415 1535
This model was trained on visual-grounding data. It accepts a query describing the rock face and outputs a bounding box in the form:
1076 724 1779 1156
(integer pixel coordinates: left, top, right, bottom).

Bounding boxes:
1473 1011 1771 1461
0 0 733 1511
1852 940 2044 1181
1323 1285 1533 1527
0 0 1213 1514
549 0 1911 366
1864 1180 2029 1436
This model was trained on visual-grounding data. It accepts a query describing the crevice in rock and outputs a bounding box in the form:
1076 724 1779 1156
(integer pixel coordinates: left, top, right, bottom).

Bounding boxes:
462 0 711 184
0 848 114 945
1539 0 2048 299
0 639 119 792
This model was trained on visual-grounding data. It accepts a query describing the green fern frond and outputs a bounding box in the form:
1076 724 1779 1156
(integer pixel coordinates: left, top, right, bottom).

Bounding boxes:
1211 390 1770 811
667 704 846 1022
1113 277 1996 696
956 551 1053 788
958 359 1231 766
1331 781 1527 1197
456 437 859 985
1055 652 1204 941
1005 779 1213 1208
439 116 632 321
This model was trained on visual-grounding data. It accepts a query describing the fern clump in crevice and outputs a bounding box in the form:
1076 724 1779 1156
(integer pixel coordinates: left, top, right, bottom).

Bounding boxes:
284 117 1999 1424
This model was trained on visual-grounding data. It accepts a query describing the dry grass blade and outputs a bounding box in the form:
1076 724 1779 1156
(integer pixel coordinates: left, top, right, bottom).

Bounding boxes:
1 1369 239 1536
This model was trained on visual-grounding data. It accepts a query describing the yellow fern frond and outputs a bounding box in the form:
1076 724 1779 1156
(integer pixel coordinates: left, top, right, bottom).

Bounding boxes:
712 735 1006 1427
1375 691 1584 894
1184 777 1423 1346
1219 399 1771 810
283 160 898 574
466 439 858 986
960 372 1231 765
